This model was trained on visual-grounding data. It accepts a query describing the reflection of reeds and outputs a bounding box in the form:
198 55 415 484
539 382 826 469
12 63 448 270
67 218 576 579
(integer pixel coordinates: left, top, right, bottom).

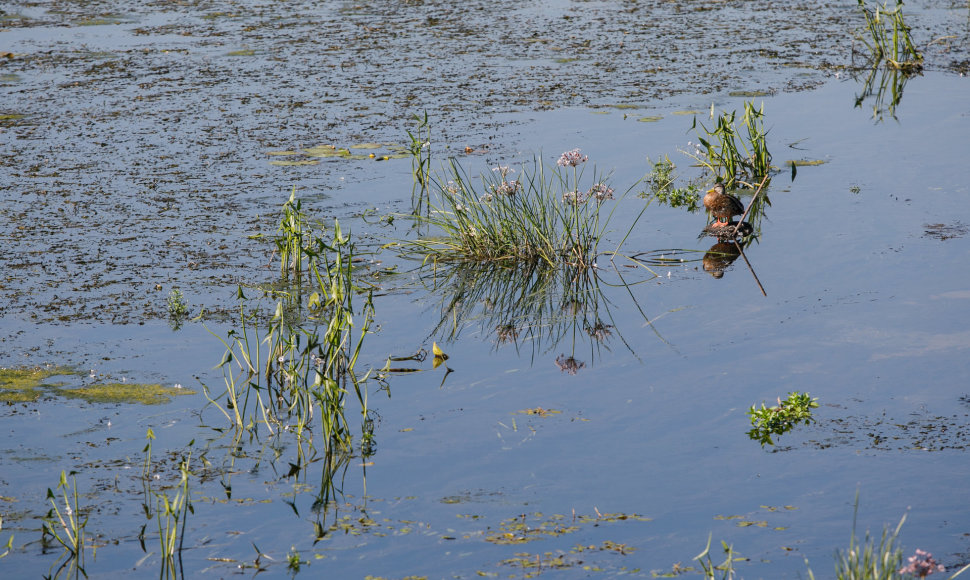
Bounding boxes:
853 65 914 122
417 259 669 364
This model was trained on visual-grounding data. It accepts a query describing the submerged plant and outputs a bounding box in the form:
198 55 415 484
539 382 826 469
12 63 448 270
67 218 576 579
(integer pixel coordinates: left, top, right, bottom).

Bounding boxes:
854 0 923 72
747 391 818 446
404 150 645 269
686 101 772 187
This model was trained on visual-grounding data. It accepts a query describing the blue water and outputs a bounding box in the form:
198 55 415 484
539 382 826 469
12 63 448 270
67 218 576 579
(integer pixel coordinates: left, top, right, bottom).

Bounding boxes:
3 3 970 577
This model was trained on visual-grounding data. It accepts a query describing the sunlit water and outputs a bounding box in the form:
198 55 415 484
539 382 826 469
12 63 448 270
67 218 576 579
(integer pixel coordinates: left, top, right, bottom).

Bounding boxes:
2 1 970 577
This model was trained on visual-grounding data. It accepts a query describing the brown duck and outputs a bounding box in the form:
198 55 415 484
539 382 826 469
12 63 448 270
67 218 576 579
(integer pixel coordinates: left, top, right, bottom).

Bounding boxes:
703 183 744 226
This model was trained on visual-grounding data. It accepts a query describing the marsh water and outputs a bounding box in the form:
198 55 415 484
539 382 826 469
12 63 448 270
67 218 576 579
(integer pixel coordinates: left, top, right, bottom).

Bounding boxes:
2 0 970 577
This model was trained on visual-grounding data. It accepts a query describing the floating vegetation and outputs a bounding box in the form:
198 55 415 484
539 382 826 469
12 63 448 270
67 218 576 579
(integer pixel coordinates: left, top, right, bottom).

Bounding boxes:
854 0 923 72
686 101 773 187
643 156 701 212
747 391 819 447
266 143 406 166
56 382 194 405
0 367 76 403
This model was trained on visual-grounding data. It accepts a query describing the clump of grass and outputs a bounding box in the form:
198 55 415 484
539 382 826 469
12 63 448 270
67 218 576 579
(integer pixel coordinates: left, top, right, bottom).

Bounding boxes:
855 0 923 72
643 155 701 211
747 391 819 446
686 101 772 187
42 470 87 573
405 149 643 269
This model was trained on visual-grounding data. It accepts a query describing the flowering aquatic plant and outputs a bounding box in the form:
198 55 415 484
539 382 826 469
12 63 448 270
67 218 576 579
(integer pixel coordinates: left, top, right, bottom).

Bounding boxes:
900 549 945 577
557 148 588 167
405 147 646 269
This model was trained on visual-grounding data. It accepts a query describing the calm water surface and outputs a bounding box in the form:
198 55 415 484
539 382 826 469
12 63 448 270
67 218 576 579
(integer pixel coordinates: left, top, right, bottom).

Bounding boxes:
2 0 970 577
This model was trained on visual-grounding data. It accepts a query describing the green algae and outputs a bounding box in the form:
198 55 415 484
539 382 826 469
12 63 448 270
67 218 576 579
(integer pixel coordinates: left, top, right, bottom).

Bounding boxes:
56 382 195 405
0 368 193 405
0 367 76 403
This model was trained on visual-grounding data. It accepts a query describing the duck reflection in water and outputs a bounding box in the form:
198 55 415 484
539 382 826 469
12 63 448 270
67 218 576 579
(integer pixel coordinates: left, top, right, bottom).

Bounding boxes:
703 242 741 279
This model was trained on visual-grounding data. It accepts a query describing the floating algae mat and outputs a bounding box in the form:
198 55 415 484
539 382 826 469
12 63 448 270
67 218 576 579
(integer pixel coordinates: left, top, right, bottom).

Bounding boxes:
0 367 193 404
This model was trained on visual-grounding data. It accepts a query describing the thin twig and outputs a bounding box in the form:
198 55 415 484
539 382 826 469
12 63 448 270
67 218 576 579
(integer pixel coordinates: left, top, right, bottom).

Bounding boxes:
733 239 767 297
733 173 771 236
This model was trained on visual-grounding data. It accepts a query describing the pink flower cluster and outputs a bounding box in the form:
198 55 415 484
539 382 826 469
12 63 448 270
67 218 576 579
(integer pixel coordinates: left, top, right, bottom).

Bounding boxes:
557 148 588 167
900 549 945 578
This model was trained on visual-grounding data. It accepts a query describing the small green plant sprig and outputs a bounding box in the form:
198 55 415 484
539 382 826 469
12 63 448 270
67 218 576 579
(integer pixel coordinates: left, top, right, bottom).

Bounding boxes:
643 155 701 211
407 111 432 201
156 452 193 579
855 0 923 72
42 470 87 571
686 101 772 187
747 391 818 446
277 187 310 280
694 534 746 579
167 288 189 319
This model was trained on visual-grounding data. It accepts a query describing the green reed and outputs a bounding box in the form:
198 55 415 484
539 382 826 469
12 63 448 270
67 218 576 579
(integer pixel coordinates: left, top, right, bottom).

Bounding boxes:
855 0 923 72
694 534 745 580
155 453 192 580
688 101 772 187
203 195 376 455
407 111 432 206
276 187 310 280
405 151 643 269
42 470 87 571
